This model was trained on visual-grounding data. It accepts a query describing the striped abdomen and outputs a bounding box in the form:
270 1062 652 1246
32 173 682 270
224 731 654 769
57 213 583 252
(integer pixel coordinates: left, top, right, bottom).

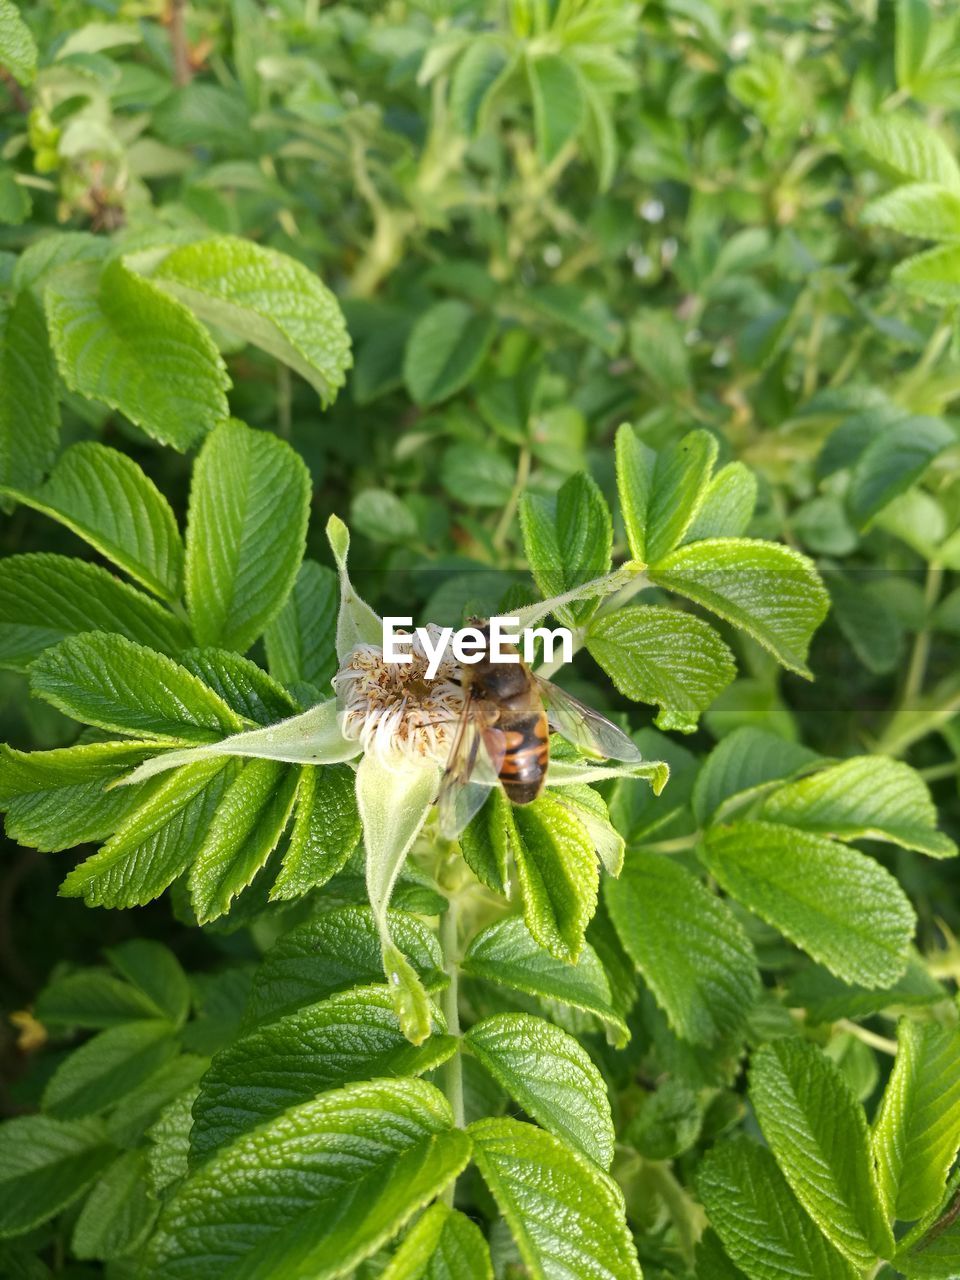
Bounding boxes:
490 709 549 805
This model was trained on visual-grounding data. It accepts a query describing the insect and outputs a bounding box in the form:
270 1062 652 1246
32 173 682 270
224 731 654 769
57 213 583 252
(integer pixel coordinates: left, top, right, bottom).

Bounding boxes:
437 618 640 838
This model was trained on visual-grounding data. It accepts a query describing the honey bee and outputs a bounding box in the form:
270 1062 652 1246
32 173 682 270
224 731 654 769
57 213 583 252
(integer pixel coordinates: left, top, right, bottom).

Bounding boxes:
437 618 640 838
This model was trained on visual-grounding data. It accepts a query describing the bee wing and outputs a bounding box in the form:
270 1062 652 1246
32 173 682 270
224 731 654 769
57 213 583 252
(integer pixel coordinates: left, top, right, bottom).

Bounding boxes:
436 701 503 840
535 677 641 762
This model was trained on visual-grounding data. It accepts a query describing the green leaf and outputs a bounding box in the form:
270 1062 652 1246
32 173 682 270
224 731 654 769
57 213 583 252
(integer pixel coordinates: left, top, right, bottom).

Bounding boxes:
0 443 184 601
786 953 945 1023
440 442 515 508
180 648 298 725
896 0 932 94
761 756 956 859
615 425 718 564
520 472 612 626
587 604 735 733
0 290 59 494
148 1078 471 1279
848 416 955 526
43 1021 178 1120
44 260 229 450
894 244 960 301
703 821 915 987
29 633 243 742
0 553 191 670
271 763 360 900
0 740 156 852
61 756 239 908
0 0 37 85
0 1115 114 1239
264 559 338 693
37 970 167 1029
695 1229 750 1280
243 904 446 1027
686 461 758 541
351 488 418 542
470 1116 642 1280
106 939 192 1027
465 1012 615 1167
605 851 759 1044
649 537 829 677
697 1135 858 1280
692 727 820 825
403 299 496 407
750 1038 894 1267
451 36 512 133
526 53 584 165
185 419 311 653
830 574 904 675
873 1018 960 1222
382 1202 493 1280
148 235 351 404
507 789 598 963
71 1147 157 1261
627 311 691 396
862 183 960 241
190 985 455 1162
461 916 628 1047
847 115 960 190
188 758 300 923
12 231 109 292
894 1209 960 1278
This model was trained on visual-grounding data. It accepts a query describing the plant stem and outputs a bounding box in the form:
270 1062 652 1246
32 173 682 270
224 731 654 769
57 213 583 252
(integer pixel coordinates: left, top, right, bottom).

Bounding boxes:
492 446 530 550
836 1018 898 1056
169 0 192 87
903 561 943 708
440 898 464 1202
645 1162 705 1265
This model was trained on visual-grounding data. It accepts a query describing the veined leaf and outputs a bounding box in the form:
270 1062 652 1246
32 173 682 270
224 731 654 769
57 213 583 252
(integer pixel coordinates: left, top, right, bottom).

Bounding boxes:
697 1135 858 1280
0 552 191 669
148 235 351 404
71 1147 157 1261
605 851 759 1045
520 472 612 626
185 419 311 653
106 939 191 1028
403 299 496 407
461 916 628 1047
703 821 915 988
190 985 455 1162
750 1038 894 1267
147 1078 471 1279
873 1018 960 1222
785 953 945 1024
615 425 718 564
465 1012 615 1167
894 1208 960 1277
264 559 338 693
0 289 59 495
526 53 584 165
894 244 960 302
37 969 168 1030
649 537 829 677
848 415 955 526
695 1229 751 1280
862 183 960 241
271 763 360 900
180 648 297 725
450 35 512 134
586 604 735 733
686 462 758 541
43 1021 178 1120
381 1202 493 1280
0 1115 115 1238
761 756 957 859
45 260 229 450
846 115 960 190
29 633 243 742
0 443 184 601
470 1116 642 1280
0 0 37 85
692 727 821 825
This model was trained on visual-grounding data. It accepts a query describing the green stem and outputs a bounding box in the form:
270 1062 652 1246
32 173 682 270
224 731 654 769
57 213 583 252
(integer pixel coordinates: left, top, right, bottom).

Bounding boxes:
645 1162 705 1265
902 561 943 709
440 898 464 1206
492 446 531 550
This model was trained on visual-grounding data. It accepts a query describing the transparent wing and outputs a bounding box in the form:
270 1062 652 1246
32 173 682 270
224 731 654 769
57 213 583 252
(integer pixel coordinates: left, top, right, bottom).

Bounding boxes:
436 700 503 839
536 677 641 762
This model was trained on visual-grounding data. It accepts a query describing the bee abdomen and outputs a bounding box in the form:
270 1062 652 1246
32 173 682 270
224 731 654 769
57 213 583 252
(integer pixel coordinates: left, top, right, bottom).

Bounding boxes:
498 713 548 805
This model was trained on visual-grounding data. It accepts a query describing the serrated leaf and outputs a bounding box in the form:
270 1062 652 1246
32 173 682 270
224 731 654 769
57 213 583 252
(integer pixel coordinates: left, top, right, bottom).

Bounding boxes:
185 419 311 653
615 425 718 564
187 758 300 923
29 632 243 742
148 235 351 404
649 537 829 677
587 604 735 733
147 1078 471 1279
243 904 445 1027
0 443 184 600
271 763 360 900
0 552 191 670
847 115 960 190
461 916 628 1047
264 559 338 693
894 244 960 301
692 727 821 825
605 851 759 1045
697 1135 858 1280
71 1147 157 1261
403 299 496 407
786 954 945 1023
37 969 166 1029
894 1210 960 1278
180 647 297 725
45 260 229 450
862 182 960 240
0 0 37 85
43 1021 178 1120
848 415 955 526
873 1018 960 1222
704 821 915 987
0 740 156 852
526 53 584 165
761 756 956 859
470 1116 642 1279
0 289 59 495
465 1012 615 1167
686 461 758 541
190 985 454 1162
749 1038 894 1267
0 1115 114 1239
61 757 238 908
106 939 191 1027
520 472 612 627
382 1202 493 1280
695 1229 750 1280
